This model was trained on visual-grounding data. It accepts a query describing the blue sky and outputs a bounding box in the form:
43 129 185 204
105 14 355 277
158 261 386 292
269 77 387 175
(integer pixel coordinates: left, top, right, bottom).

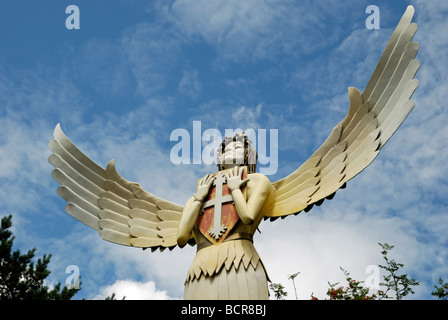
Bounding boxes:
1 0 447 300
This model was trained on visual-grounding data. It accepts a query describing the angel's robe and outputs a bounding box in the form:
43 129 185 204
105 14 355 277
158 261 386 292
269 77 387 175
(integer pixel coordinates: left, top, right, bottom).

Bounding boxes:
183 171 274 300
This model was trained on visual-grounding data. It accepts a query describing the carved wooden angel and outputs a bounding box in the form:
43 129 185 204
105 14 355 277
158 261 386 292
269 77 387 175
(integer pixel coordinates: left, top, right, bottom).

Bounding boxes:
49 6 419 300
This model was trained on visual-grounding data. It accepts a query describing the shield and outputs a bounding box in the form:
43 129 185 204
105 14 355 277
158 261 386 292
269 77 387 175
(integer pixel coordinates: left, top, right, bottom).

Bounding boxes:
196 167 247 245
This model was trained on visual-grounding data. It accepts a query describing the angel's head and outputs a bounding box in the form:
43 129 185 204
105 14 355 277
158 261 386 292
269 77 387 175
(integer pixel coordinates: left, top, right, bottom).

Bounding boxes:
217 132 257 173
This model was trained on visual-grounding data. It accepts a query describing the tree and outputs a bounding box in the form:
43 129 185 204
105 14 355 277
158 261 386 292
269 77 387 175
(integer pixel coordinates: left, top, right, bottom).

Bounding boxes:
269 282 287 300
275 242 424 300
325 243 419 300
326 267 383 300
104 292 126 300
431 278 448 300
0 214 79 300
288 272 300 300
378 242 419 300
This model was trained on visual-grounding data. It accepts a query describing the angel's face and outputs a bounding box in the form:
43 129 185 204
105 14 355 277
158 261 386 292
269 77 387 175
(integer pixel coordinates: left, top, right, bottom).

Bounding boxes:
220 140 245 169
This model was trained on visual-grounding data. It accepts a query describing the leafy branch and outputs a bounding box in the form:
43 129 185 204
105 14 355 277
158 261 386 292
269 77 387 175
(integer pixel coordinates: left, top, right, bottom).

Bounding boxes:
270 242 426 300
431 278 448 300
378 242 419 300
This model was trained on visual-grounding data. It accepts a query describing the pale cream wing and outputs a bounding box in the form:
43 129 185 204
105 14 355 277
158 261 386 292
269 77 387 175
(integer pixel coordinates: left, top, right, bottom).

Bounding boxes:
268 6 420 219
48 124 192 251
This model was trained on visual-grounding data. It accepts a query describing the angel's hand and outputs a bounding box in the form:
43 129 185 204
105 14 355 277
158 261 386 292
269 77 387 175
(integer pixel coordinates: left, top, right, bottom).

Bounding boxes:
225 167 250 192
194 174 215 201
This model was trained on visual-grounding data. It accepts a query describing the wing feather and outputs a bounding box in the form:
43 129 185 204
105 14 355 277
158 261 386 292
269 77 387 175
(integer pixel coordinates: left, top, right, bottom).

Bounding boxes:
99 219 129 234
128 218 158 230
49 139 104 188
130 238 163 248
100 190 128 208
275 176 320 202
157 209 182 221
52 124 106 178
98 209 129 225
49 155 104 203
157 221 180 229
129 198 158 212
156 200 184 212
57 186 99 217
49 124 190 250
275 185 320 208
65 203 99 230
129 208 161 222
129 226 159 238
52 168 101 204
104 180 134 200
99 229 132 246
98 198 129 216
320 141 347 169
269 6 419 218
363 7 415 98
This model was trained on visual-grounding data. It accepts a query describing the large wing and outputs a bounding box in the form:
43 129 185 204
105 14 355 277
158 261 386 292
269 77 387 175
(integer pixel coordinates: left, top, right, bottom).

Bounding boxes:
48 124 194 251
268 6 420 219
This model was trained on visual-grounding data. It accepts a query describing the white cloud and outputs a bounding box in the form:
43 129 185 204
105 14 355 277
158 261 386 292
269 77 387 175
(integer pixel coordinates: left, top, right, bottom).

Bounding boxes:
120 22 183 98
231 104 262 129
93 279 174 300
178 67 202 99
164 0 359 65
0 67 87 226
75 38 135 99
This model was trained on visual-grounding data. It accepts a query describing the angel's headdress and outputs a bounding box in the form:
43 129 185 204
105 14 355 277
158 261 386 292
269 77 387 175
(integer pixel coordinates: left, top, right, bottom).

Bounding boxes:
216 132 257 173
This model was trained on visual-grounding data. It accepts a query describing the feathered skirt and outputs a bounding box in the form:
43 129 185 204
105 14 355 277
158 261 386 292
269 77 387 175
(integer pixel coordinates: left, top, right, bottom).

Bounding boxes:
183 239 269 300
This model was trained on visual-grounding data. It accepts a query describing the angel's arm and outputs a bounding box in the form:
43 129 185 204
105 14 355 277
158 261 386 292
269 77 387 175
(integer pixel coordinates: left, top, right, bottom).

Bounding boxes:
177 174 214 246
177 197 202 246
226 169 271 224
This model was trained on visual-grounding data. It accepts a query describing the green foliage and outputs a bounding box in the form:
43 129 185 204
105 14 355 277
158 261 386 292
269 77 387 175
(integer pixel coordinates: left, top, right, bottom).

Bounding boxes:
431 278 448 300
324 243 419 300
326 267 386 300
270 273 300 300
105 292 126 300
0 214 79 300
269 282 288 300
378 242 419 300
288 272 300 300
275 242 427 300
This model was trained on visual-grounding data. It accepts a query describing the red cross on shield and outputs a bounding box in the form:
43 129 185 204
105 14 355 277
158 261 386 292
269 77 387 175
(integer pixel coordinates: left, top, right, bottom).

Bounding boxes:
196 167 247 245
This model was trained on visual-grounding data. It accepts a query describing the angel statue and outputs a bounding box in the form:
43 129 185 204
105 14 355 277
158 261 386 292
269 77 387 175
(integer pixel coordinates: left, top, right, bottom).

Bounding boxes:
49 6 419 300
